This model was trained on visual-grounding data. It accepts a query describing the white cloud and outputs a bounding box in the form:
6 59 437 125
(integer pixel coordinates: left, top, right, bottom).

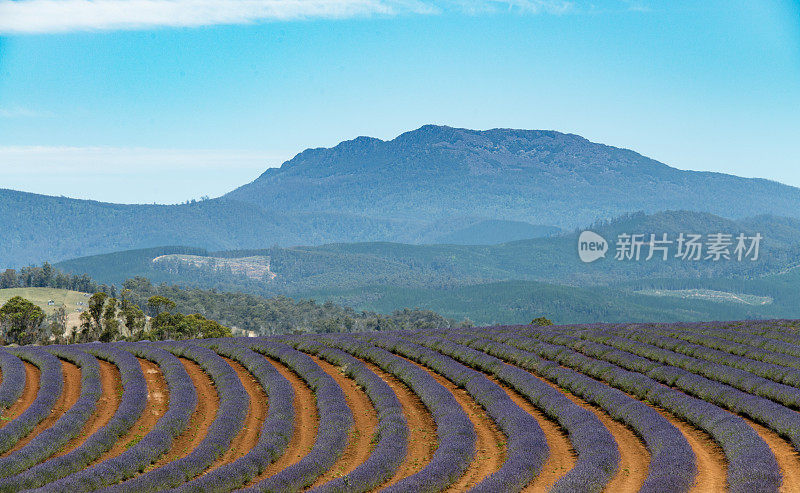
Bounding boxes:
0 0 571 34
0 145 286 172
0 106 54 118
0 145 289 203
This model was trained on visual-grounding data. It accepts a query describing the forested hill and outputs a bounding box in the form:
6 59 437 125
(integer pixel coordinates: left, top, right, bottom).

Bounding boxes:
0 188 554 268
57 211 800 293
226 125 800 227
0 188 414 267
6 125 800 267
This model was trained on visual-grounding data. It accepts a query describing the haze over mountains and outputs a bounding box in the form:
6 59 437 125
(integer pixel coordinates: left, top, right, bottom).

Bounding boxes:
55 210 800 324
4 124 800 268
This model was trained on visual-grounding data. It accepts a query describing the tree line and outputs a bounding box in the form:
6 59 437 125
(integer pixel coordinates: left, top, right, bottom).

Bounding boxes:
0 263 474 344
0 290 231 346
1 263 103 294
121 277 473 335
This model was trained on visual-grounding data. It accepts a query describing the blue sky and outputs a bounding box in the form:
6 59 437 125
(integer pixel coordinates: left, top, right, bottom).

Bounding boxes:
0 0 798 204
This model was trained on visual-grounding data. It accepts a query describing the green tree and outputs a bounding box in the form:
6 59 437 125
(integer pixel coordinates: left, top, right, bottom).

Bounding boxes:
47 305 68 344
0 269 18 289
76 311 93 342
197 317 232 338
530 316 553 327
120 303 146 338
147 295 176 316
88 292 108 328
100 298 120 342
0 296 46 345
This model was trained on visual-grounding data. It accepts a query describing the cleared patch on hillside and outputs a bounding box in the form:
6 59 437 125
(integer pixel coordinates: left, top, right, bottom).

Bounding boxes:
152 254 276 281
635 288 772 305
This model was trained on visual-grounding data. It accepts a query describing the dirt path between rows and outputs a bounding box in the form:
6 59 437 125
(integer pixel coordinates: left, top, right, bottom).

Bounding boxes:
363 359 436 488
519 371 649 493
204 357 268 471
489 377 575 492
93 358 167 463
309 354 378 487
146 358 218 470
0 362 39 427
243 354 318 486
745 418 800 493
4 359 81 455
397 355 506 491
55 360 122 457
542 359 726 493
649 406 727 492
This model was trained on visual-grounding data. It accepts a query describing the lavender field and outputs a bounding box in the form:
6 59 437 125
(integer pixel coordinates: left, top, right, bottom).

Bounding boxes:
2 320 800 492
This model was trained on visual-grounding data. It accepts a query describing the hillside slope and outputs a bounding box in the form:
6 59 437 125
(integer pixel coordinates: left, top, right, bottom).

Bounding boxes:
0 189 415 267
7 125 800 267
227 125 800 227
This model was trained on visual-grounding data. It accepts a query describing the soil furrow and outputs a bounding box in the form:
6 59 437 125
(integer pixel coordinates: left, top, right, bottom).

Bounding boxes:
243 354 318 485
397 355 506 491
3 359 81 455
55 360 122 457
490 378 575 492
649 406 727 492
0 362 39 428
204 357 267 471
516 371 649 493
92 358 167 463
547 359 725 492
362 359 436 488
745 418 800 493
309 353 378 487
147 357 218 469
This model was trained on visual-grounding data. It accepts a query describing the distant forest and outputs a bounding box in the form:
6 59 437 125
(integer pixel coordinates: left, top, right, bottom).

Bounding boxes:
121 277 473 335
0 263 472 336
1 263 101 293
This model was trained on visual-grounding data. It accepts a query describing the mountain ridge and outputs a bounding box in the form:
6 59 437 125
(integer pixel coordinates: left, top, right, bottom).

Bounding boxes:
225 125 800 226
5 124 800 267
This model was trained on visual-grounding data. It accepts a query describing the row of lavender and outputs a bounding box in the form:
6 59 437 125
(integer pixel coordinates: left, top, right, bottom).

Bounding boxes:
445 319 800 493
3 319 800 492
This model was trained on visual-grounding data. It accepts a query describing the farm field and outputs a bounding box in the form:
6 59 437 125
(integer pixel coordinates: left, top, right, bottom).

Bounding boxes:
0 287 91 315
0 287 90 330
2 321 800 492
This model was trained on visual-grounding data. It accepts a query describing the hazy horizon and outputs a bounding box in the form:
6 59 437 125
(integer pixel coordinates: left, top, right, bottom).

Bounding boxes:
1 1 798 204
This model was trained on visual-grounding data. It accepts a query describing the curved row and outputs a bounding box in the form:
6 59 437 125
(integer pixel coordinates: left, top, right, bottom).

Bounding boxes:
2 344 149 491
0 348 63 454
288 338 409 493
0 346 102 485
433 330 697 493
523 329 800 455
105 341 248 492
315 336 477 492
485 329 781 492
2 322 799 492
0 350 26 410
38 344 197 492
368 336 568 492
239 339 353 493
172 340 294 493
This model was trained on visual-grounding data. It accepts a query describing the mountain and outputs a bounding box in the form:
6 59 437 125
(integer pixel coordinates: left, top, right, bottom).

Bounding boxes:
430 220 561 245
226 125 800 227
6 125 800 267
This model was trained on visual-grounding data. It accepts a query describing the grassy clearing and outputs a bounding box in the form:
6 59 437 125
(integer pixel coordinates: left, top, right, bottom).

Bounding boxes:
0 287 91 330
0 287 91 315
